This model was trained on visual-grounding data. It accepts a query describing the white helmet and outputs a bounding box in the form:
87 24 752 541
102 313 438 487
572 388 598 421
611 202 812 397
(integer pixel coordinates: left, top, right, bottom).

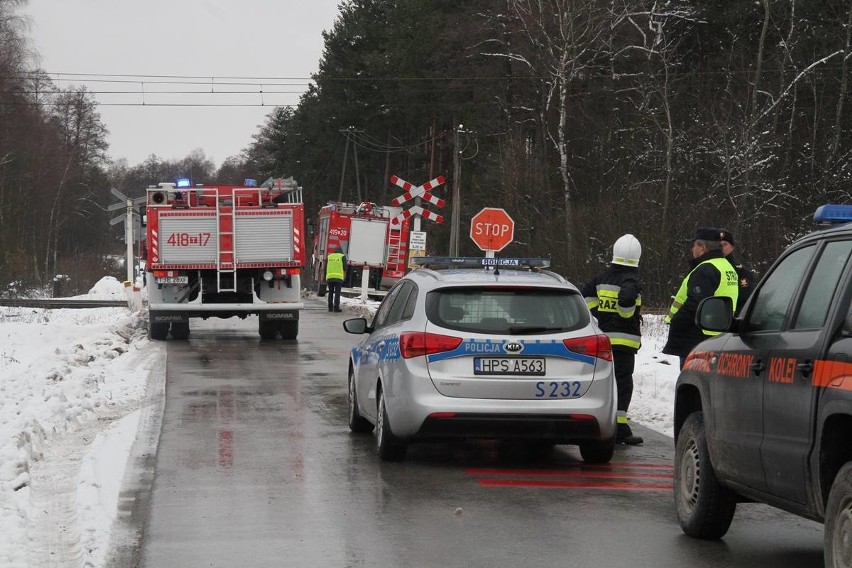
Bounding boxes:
611 234 641 267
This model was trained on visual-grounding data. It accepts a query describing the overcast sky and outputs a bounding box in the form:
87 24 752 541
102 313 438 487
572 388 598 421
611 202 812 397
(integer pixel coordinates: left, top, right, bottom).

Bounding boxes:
24 0 342 167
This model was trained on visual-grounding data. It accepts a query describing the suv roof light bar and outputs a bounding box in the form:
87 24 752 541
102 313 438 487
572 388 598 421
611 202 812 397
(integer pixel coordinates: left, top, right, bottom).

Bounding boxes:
411 256 551 270
814 204 852 225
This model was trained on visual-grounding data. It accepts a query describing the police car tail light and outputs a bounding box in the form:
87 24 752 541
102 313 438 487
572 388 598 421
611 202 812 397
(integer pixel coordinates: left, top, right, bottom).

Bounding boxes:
563 334 613 362
400 332 463 359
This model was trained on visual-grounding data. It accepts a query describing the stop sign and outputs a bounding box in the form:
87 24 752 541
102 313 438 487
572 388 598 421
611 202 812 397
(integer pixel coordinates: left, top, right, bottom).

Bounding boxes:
470 207 515 251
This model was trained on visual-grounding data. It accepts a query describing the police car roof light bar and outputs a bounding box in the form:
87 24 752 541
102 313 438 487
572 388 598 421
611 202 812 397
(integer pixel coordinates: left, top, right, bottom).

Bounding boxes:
814 204 852 225
411 256 551 270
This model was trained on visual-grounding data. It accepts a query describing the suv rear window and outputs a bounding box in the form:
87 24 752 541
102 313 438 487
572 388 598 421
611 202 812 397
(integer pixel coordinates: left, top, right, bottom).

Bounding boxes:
425 287 589 335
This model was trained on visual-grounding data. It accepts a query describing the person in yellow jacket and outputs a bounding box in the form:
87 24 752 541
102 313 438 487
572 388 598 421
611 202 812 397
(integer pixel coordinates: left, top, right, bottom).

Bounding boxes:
662 228 738 369
325 246 347 312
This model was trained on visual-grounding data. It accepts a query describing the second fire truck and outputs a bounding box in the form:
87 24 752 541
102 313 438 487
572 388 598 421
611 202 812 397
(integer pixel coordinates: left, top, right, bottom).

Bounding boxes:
311 201 410 294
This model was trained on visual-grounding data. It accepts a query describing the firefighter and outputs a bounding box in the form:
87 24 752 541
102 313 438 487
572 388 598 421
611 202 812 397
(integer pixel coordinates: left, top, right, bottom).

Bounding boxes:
325 246 346 312
663 228 739 369
581 234 644 446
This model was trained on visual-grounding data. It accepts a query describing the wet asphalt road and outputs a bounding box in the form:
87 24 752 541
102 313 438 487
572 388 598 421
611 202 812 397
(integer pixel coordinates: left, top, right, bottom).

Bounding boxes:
123 298 824 568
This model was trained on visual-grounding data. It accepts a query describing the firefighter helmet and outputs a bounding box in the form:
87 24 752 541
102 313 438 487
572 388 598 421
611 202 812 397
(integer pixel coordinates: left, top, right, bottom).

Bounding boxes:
611 234 641 267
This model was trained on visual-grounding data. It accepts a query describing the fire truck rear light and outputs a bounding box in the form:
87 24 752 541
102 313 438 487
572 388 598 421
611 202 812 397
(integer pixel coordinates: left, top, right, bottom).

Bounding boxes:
153 270 176 278
286 268 300 275
262 270 274 281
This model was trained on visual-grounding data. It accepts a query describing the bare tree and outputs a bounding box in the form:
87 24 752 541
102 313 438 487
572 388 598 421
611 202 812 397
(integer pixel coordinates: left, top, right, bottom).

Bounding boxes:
507 0 611 256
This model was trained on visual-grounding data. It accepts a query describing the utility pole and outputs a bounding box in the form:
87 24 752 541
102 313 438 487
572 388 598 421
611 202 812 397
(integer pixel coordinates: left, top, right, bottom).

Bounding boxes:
338 126 364 202
449 124 463 256
337 132 349 202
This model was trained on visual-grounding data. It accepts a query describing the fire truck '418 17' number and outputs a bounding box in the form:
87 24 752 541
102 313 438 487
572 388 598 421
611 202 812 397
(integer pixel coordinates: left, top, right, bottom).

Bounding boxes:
167 232 212 247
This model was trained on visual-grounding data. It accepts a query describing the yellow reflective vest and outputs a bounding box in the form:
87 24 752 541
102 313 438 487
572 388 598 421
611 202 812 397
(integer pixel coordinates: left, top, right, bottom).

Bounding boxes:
665 257 738 336
326 252 345 281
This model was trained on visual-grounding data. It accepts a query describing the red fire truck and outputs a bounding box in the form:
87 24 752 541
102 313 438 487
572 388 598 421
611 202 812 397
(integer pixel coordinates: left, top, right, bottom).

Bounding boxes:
144 177 305 340
311 201 410 294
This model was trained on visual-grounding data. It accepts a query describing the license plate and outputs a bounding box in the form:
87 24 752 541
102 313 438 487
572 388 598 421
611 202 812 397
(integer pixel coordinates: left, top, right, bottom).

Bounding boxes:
155 276 188 284
473 357 546 376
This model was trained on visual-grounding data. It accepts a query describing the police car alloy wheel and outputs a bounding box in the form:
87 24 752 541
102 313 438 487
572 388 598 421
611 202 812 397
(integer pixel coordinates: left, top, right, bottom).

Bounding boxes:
376 389 406 461
348 368 372 433
674 412 737 539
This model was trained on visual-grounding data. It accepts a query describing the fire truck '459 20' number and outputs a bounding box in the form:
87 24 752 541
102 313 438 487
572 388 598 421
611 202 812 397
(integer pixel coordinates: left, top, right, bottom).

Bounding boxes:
167 232 212 247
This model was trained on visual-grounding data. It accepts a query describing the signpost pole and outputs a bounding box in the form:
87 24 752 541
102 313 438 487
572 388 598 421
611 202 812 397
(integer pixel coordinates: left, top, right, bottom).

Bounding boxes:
125 199 134 282
360 266 369 303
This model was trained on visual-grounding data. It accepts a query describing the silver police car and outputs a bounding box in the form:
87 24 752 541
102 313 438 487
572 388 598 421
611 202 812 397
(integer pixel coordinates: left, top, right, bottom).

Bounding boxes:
343 257 617 462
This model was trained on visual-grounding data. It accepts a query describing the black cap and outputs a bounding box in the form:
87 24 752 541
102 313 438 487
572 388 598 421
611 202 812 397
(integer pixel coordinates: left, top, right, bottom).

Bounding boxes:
692 227 725 242
718 229 734 245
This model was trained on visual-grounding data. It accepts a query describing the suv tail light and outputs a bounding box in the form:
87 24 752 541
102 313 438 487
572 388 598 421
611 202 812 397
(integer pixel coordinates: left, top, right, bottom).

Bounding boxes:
563 334 612 362
400 332 463 359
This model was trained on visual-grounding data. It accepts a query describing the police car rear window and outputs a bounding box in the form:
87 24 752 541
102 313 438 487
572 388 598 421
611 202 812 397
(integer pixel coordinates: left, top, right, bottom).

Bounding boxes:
425 287 589 335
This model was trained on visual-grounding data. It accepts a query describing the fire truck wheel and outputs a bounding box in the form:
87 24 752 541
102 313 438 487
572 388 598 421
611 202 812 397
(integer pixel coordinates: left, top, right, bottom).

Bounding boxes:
258 320 278 340
279 321 298 340
170 322 190 340
149 321 169 341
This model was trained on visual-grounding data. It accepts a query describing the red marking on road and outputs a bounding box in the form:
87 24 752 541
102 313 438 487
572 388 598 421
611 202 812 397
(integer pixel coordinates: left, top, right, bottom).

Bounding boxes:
479 479 672 491
219 430 234 469
467 462 673 491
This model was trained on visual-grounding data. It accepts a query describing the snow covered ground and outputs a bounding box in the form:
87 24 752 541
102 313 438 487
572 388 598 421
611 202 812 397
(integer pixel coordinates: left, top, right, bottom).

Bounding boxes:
0 278 681 567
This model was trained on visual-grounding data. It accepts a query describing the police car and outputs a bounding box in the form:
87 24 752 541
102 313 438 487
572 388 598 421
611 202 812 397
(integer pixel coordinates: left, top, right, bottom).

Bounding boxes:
343 257 617 462
673 205 852 565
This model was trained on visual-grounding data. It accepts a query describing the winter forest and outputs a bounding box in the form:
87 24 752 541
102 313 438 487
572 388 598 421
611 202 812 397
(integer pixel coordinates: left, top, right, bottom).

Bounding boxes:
2 0 851 305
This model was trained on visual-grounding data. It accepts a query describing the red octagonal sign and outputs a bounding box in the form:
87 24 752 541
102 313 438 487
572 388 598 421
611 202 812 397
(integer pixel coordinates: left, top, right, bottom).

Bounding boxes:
470 207 515 252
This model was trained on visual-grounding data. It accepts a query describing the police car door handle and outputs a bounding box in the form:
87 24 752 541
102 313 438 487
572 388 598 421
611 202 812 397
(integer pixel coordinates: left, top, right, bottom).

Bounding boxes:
797 360 814 377
750 359 766 375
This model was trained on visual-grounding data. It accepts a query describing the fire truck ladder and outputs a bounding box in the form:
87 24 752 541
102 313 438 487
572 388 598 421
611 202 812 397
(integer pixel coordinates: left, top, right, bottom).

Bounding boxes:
217 196 237 293
386 228 403 272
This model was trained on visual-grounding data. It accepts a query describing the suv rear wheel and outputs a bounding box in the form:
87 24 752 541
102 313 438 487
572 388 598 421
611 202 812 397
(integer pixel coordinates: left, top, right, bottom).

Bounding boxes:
674 412 737 539
825 462 852 567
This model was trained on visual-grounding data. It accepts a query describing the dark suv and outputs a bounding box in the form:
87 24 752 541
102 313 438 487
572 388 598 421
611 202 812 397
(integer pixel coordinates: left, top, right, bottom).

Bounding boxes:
672 204 852 566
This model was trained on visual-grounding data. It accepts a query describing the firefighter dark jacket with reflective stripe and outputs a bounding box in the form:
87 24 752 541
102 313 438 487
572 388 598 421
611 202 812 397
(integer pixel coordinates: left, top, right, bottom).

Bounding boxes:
662 250 738 358
580 265 642 353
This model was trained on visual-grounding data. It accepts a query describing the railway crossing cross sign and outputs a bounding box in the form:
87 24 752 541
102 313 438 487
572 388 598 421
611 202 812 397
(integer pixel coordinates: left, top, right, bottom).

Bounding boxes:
389 175 446 226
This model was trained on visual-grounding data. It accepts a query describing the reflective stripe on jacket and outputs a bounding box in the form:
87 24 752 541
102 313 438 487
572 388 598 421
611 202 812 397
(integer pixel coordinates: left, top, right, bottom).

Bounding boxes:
326 252 345 281
581 265 642 351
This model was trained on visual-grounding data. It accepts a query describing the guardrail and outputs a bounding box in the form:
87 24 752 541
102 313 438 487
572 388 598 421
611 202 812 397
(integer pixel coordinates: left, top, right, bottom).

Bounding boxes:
0 299 128 309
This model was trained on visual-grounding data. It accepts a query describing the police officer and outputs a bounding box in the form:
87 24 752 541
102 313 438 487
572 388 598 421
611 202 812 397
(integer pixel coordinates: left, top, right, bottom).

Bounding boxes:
325 246 346 312
717 228 754 314
581 234 643 445
663 228 739 369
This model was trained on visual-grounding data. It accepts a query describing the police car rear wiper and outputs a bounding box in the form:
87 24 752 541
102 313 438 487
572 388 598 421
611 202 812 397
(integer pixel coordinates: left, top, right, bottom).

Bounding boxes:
508 326 563 335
